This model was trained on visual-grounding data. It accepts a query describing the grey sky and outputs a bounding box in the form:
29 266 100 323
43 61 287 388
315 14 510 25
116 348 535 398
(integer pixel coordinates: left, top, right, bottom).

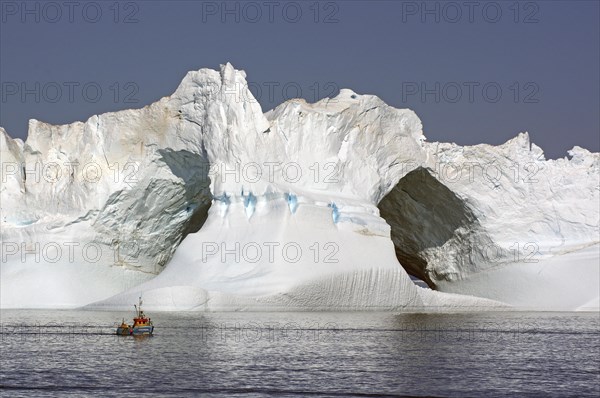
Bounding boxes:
1 0 598 158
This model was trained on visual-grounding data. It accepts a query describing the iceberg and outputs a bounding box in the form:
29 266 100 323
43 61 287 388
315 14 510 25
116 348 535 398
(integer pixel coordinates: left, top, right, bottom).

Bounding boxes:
1 64 597 311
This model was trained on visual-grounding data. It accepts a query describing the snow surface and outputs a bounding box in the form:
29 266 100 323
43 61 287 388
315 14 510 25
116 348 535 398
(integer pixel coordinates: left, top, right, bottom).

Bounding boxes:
1 64 598 311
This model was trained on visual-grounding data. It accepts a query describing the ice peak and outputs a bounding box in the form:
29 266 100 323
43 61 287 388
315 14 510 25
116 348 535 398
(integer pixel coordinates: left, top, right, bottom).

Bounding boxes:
338 88 360 99
220 61 245 82
504 131 530 149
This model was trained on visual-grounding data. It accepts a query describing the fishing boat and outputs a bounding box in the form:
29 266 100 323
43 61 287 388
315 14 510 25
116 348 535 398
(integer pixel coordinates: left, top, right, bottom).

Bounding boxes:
116 296 154 336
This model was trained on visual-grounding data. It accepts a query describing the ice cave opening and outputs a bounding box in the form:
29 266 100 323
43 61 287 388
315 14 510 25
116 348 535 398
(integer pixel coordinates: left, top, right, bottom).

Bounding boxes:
378 167 484 288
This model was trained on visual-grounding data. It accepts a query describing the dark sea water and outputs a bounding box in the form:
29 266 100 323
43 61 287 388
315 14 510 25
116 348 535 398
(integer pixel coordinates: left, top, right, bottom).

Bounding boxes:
1 310 598 397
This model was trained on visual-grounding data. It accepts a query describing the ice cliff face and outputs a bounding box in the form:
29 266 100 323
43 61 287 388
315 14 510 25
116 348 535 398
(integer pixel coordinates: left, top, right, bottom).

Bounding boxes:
1 63 598 310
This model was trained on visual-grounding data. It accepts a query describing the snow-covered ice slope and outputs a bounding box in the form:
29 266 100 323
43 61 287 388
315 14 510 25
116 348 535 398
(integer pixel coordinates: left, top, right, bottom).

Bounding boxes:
89 197 505 311
1 63 598 310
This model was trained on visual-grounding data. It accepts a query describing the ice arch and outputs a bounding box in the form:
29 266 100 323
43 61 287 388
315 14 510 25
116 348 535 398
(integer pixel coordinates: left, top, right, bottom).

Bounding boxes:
378 167 495 287
378 165 600 311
